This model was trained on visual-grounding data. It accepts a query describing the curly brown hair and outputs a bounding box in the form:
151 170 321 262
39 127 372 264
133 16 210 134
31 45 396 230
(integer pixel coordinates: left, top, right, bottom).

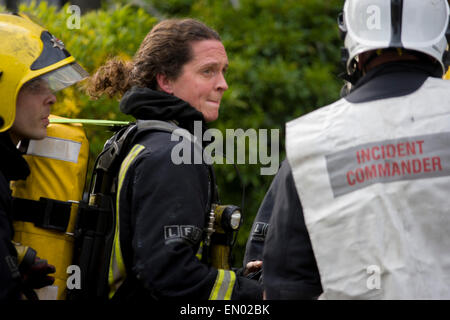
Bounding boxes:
86 18 221 99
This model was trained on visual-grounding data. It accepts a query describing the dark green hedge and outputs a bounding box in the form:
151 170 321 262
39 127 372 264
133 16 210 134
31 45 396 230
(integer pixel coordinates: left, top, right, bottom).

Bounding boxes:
18 0 344 266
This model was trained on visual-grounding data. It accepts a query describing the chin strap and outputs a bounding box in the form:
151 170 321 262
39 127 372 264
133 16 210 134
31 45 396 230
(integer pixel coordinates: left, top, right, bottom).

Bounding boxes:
339 46 363 86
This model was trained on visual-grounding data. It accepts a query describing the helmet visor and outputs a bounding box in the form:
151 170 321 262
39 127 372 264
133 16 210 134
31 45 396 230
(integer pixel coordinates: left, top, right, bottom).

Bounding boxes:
40 62 89 92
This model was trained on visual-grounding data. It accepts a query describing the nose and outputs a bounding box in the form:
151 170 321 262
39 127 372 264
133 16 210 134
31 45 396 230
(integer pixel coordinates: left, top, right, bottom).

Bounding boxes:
45 93 57 110
216 72 228 92
48 93 57 105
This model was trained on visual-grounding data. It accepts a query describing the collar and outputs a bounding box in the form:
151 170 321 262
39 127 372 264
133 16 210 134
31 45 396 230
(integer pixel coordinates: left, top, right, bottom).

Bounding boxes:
0 132 30 181
344 61 442 104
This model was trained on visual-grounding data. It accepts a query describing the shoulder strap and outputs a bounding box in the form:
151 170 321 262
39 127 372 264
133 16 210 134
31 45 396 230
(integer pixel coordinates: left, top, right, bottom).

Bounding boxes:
98 120 196 174
96 124 138 174
133 119 218 203
133 119 197 145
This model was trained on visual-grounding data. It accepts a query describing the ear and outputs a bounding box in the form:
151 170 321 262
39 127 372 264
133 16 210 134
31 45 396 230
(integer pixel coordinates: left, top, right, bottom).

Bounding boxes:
156 74 173 94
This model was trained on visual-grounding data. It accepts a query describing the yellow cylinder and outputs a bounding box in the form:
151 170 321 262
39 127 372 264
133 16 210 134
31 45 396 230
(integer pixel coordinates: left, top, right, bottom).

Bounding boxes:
211 245 231 270
11 115 89 300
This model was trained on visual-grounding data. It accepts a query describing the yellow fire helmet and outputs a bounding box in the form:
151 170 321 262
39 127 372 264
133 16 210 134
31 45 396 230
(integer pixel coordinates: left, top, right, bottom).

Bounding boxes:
0 13 89 132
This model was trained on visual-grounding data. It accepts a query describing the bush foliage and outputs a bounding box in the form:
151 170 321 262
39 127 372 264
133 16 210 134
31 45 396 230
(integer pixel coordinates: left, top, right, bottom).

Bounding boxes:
18 0 344 266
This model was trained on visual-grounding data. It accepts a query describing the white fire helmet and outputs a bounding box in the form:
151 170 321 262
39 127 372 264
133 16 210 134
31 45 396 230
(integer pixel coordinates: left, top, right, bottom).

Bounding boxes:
339 0 450 76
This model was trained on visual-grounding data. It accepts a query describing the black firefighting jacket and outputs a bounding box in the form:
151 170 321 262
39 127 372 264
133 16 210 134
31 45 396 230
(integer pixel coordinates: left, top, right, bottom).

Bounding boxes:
0 132 29 300
109 87 262 300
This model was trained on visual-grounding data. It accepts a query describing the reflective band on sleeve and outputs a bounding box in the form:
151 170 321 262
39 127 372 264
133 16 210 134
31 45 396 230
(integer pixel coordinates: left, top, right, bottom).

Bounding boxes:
108 144 145 299
209 269 236 300
196 241 203 261
27 136 81 163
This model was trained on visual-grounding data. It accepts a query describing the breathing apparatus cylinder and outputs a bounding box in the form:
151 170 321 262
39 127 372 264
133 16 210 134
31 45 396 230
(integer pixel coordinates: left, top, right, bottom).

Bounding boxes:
209 204 242 270
10 116 89 300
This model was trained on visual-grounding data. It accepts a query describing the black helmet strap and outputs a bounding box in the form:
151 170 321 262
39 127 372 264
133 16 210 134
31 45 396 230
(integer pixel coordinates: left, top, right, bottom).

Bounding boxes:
390 0 403 48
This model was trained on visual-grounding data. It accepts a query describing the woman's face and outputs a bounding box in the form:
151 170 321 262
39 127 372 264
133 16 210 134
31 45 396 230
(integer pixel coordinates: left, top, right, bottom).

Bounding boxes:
161 40 229 122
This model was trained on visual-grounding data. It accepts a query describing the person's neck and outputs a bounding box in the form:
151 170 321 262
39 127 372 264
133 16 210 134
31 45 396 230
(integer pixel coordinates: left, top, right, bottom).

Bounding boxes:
8 131 20 146
363 53 420 74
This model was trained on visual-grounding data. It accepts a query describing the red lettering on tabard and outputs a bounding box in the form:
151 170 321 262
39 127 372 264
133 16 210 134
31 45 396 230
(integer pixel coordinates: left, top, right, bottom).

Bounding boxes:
405 142 416 156
401 160 411 175
356 151 362 164
432 157 443 171
397 143 406 157
360 149 371 164
356 168 365 183
412 159 422 174
392 162 401 176
423 157 431 173
371 146 381 160
386 144 396 158
416 140 425 154
378 163 390 177
364 165 377 180
347 171 356 186
345 139 446 188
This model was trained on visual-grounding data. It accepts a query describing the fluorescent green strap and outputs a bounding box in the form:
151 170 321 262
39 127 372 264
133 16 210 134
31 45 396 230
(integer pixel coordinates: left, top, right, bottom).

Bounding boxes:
108 144 145 299
209 269 236 300
49 118 130 126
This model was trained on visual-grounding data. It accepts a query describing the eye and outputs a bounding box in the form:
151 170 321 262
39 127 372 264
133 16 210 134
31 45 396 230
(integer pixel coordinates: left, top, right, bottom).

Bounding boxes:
202 68 214 76
22 79 43 93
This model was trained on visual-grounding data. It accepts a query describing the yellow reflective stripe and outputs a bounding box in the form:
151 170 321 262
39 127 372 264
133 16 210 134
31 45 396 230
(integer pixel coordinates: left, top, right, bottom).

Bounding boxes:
209 269 224 300
209 269 236 300
26 136 81 163
108 144 145 299
224 271 236 300
196 241 203 261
